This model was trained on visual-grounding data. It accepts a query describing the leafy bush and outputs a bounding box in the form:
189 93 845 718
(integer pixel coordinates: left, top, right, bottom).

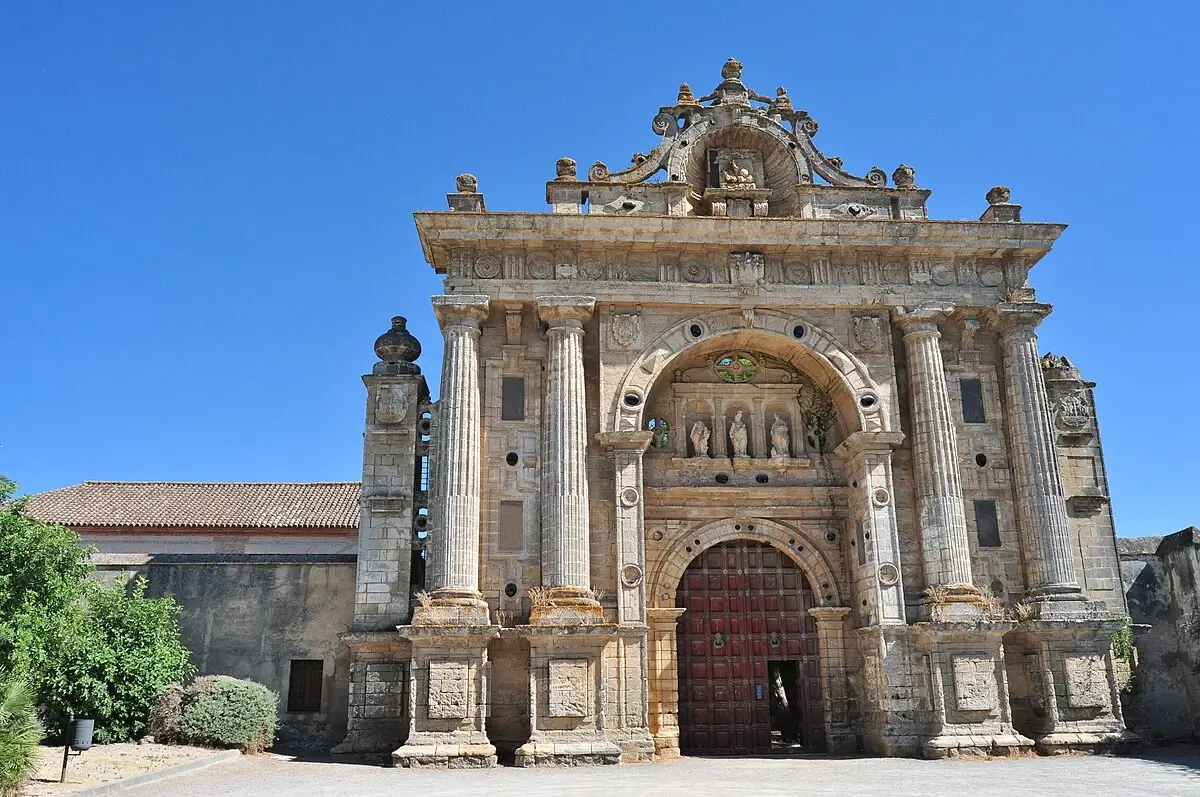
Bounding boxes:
0 671 43 797
2 476 194 744
156 676 277 753
35 577 194 743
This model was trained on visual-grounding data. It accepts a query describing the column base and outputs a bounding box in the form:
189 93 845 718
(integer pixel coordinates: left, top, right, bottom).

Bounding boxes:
514 738 622 767
528 587 606 626
1034 729 1139 756
918 585 989 622
392 734 497 769
923 732 1034 759
410 589 491 626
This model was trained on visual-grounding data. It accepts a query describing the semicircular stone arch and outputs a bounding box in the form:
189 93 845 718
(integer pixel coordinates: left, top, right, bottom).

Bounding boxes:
649 517 845 609
666 113 810 196
609 308 888 436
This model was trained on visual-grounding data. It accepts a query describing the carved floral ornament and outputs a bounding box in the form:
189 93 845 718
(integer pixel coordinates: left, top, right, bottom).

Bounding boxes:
581 59 908 191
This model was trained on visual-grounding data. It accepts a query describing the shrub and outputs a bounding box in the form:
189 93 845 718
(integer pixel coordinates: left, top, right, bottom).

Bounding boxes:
168 677 277 753
0 671 43 797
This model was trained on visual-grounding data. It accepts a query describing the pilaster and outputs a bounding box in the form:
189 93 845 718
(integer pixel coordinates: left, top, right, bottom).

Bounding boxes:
809 607 855 753
646 607 686 757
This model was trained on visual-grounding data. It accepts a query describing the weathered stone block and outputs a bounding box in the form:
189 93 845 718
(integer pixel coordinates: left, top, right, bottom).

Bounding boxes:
951 654 998 712
1063 654 1108 709
548 659 589 718
428 661 469 719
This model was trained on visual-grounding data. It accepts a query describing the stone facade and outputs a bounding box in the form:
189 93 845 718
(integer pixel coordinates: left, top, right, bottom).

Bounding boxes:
345 60 1134 763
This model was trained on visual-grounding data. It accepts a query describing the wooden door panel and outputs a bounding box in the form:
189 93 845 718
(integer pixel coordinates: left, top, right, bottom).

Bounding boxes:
677 539 825 755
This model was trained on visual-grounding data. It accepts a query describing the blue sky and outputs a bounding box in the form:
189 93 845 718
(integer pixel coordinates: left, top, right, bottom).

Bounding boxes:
2 2 1196 537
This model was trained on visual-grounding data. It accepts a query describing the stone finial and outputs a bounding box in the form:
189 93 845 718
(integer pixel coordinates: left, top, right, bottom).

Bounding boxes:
448 173 485 212
1041 353 1082 381
721 57 743 80
892 164 916 189
555 157 577 181
769 86 794 115
676 82 700 107
373 316 421 375
980 185 1020 222
455 173 478 193
987 185 1012 205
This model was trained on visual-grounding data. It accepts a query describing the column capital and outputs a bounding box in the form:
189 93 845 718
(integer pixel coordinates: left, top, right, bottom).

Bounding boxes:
808 606 851 624
892 301 955 335
536 295 596 328
834 430 906 461
983 302 1053 336
646 607 687 626
596 430 653 452
431 294 489 329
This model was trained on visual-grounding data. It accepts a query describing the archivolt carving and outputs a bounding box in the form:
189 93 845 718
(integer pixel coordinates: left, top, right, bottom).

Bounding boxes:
608 308 886 437
648 517 843 608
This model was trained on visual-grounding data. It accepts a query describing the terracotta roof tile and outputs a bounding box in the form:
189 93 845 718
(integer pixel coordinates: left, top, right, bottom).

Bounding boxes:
23 481 361 530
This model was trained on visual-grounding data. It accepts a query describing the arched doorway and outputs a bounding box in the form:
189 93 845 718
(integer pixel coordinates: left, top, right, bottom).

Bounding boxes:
677 539 824 755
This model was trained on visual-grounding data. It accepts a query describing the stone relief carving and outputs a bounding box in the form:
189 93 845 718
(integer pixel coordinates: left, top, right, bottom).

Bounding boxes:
1057 390 1092 430
375 385 411 424
1063 654 1108 709
547 659 589 718
852 315 883 352
427 661 470 719
783 260 811 284
579 256 605 280
832 201 877 219
729 411 749 457
681 260 710 283
474 255 501 279
951 654 998 712
527 256 554 280
609 312 641 349
690 421 711 457
728 252 766 294
930 261 956 286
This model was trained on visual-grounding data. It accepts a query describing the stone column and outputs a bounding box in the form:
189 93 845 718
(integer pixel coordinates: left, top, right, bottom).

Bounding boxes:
646 607 686 757
534 296 599 618
986 303 1083 603
421 294 490 621
809 607 855 754
894 303 978 606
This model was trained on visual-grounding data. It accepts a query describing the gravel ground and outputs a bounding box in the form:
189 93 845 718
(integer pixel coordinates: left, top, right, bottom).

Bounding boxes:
115 746 1200 797
24 742 220 796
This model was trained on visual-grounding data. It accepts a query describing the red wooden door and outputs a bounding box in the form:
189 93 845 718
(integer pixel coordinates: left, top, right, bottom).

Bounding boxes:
676 539 824 755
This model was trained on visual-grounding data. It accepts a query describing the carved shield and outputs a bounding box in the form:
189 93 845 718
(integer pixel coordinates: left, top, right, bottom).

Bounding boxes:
610 313 641 349
853 315 882 352
375 385 411 424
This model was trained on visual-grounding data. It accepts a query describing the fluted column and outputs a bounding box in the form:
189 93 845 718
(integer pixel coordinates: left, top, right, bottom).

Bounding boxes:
536 296 596 603
425 295 489 610
987 303 1082 600
894 303 977 597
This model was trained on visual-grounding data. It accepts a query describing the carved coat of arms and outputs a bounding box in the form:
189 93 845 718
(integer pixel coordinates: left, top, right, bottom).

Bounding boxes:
728 252 766 295
1057 391 1092 430
610 313 641 349
375 385 411 424
853 315 882 352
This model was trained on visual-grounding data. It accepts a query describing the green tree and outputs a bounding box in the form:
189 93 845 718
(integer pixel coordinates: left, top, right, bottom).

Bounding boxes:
1 477 194 743
0 671 44 797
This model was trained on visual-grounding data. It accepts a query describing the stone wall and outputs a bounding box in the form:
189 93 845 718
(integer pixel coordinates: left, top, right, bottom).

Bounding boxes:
95 554 356 748
1119 529 1200 741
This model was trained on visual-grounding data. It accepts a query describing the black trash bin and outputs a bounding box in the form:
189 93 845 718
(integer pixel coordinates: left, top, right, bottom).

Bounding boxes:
70 719 94 752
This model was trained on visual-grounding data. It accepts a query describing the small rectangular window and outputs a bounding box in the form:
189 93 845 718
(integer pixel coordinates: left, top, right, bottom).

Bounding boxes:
961 378 986 424
856 520 868 567
287 659 323 713
974 500 1001 548
499 501 524 552
501 377 525 421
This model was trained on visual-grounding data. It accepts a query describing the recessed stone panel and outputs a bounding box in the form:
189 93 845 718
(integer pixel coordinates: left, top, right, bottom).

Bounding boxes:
951 654 998 712
548 659 589 718
1063 654 1108 709
427 661 469 719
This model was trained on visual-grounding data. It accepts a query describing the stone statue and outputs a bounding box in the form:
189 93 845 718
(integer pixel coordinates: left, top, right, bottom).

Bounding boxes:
729 411 748 458
770 414 790 459
689 421 711 458
721 161 756 188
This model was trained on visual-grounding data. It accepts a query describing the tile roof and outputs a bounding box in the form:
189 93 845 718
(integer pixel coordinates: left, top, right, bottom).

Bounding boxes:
23 481 362 530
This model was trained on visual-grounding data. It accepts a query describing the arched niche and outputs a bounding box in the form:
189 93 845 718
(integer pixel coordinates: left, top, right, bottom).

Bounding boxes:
609 309 887 441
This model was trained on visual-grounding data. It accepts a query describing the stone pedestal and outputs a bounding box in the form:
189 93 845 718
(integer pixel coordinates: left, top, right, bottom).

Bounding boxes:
916 623 1034 759
333 632 410 755
513 626 622 766
855 625 925 756
894 304 981 619
1005 620 1136 754
391 625 500 768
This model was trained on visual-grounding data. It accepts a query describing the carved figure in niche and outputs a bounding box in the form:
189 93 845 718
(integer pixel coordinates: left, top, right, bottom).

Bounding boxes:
690 421 711 458
770 414 790 459
721 159 756 188
729 412 749 458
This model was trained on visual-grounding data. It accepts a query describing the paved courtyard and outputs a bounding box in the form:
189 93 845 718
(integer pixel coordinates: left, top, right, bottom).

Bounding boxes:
120 748 1200 797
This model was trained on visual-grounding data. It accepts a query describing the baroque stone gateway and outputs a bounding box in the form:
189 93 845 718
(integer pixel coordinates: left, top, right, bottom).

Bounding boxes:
336 59 1135 766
